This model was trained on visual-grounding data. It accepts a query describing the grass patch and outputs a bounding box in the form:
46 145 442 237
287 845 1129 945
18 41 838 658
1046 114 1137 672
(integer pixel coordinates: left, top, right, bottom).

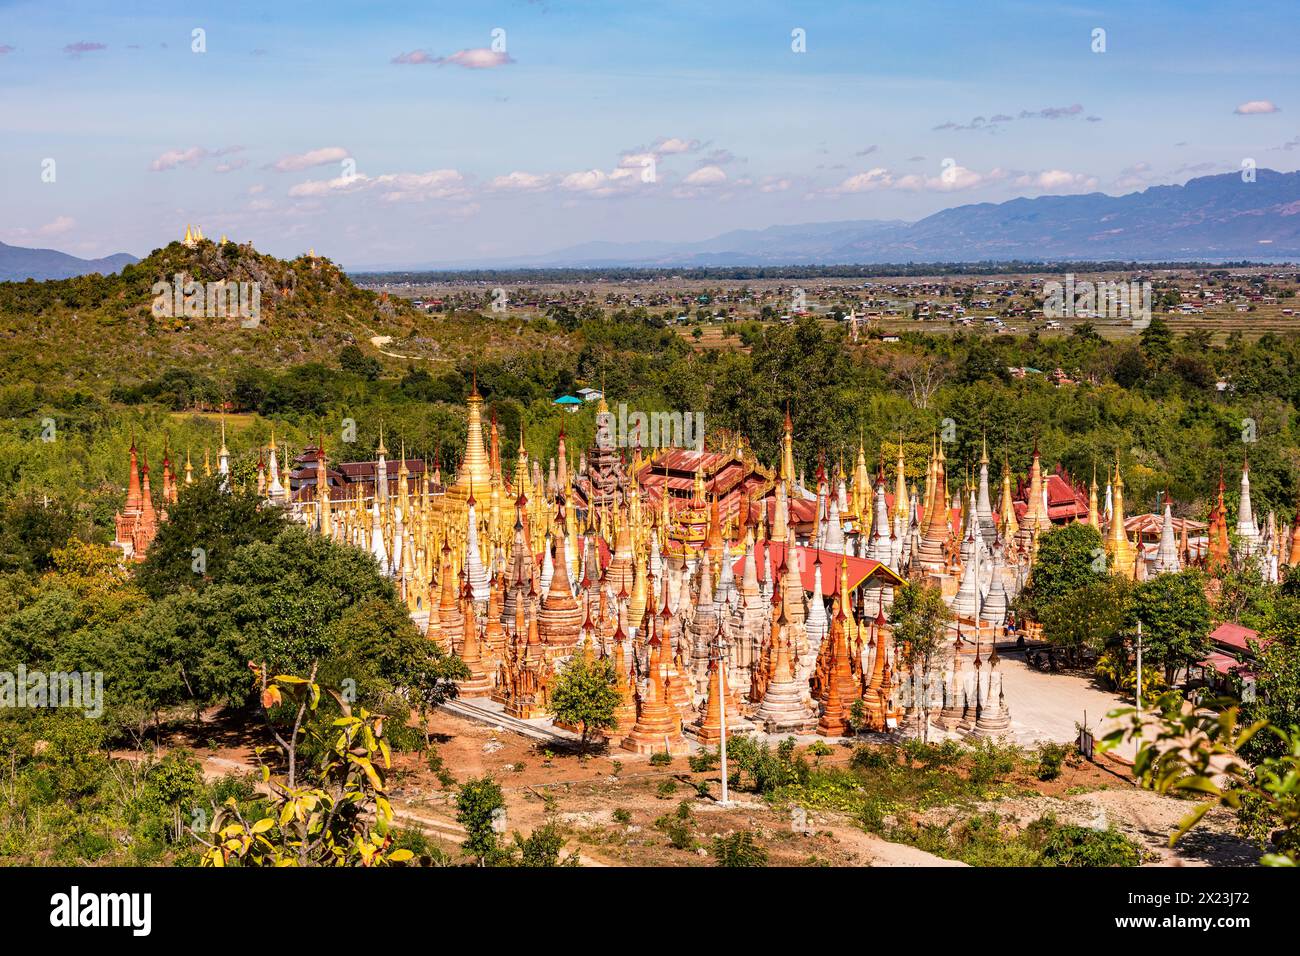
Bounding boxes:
886 812 1141 867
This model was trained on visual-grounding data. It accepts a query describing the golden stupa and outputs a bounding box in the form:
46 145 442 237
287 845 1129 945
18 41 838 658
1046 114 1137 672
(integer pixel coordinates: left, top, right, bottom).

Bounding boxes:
445 376 493 507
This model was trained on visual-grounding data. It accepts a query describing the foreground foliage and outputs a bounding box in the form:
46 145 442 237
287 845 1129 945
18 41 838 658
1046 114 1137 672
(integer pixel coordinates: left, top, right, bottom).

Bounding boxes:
1102 692 1299 866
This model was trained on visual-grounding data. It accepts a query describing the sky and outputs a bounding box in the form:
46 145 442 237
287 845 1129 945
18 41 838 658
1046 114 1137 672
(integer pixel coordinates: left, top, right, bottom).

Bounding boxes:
1 0 1297 267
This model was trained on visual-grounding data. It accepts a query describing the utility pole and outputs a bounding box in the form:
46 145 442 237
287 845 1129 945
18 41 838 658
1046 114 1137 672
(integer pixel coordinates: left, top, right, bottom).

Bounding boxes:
717 628 730 808
1135 620 1143 722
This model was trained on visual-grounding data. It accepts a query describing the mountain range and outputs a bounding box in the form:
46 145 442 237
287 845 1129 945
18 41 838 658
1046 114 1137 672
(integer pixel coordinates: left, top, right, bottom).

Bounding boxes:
0 240 138 282
7 169 1300 279
367 169 1300 270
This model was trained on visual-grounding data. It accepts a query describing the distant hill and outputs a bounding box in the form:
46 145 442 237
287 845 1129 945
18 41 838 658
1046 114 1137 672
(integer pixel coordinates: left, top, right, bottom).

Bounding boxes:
369 169 1300 270
0 238 567 394
0 240 137 281
0 239 425 390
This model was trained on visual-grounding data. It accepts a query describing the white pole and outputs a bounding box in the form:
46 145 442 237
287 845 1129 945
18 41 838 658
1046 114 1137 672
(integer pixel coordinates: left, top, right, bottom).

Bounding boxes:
718 633 729 807
1135 620 1143 721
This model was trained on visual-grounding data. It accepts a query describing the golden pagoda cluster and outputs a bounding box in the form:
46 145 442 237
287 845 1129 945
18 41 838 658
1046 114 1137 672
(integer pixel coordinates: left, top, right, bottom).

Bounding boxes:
279 390 944 747
249 389 1300 749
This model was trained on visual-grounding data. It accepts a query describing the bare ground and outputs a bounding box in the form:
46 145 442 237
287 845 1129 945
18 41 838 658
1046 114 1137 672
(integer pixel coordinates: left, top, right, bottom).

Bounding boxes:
156 705 1258 868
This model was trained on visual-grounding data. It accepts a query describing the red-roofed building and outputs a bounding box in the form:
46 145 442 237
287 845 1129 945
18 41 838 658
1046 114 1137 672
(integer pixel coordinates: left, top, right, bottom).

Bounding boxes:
1013 463 1089 525
1197 622 1265 697
732 541 905 596
635 446 775 526
288 446 431 503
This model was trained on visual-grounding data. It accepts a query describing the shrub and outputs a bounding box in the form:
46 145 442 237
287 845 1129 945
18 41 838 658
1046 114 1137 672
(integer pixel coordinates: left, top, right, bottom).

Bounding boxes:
656 779 677 798
967 740 1020 787
727 735 808 794
1035 742 1072 782
711 830 768 867
654 802 695 850
1031 817 1141 867
850 743 890 770
612 808 632 825
650 750 672 767
514 823 568 867
688 749 719 773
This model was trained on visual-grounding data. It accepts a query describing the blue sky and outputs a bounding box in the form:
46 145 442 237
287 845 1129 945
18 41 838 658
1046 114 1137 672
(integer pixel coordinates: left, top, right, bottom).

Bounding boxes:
1 0 1297 266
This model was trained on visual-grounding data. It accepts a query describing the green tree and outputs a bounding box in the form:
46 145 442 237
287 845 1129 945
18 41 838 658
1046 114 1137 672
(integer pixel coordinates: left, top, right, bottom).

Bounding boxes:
1018 523 1105 620
456 776 506 865
338 343 382 380
1037 576 1131 664
549 651 620 753
1139 315 1174 366
135 477 287 598
1129 570 1212 685
220 527 403 675
889 583 951 742
0 495 96 574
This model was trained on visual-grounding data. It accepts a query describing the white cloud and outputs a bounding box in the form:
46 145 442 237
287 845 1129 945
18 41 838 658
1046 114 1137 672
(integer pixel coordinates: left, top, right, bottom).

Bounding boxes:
393 48 514 68
617 151 656 171
288 168 468 203
373 170 468 202
682 165 727 186
650 137 700 155
833 164 1088 195
149 145 243 172
1234 100 1280 115
488 171 553 191
270 146 349 172
895 165 1007 192
38 216 76 236
560 169 612 194
442 48 514 68
149 147 207 172
288 174 365 198
835 167 896 192
1014 169 1098 191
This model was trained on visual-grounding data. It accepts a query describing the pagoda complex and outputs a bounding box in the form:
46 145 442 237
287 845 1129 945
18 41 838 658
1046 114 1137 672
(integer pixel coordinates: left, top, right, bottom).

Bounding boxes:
108 379 1300 748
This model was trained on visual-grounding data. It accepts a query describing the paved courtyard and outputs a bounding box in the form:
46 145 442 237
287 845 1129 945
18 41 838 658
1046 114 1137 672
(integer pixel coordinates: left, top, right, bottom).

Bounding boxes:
931 649 1140 753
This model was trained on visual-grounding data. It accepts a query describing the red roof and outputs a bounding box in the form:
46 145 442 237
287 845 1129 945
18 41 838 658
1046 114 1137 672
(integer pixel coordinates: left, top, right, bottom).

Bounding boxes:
636 449 770 522
1013 468 1089 523
1199 651 1254 679
1209 622 1258 654
732 540 903 596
